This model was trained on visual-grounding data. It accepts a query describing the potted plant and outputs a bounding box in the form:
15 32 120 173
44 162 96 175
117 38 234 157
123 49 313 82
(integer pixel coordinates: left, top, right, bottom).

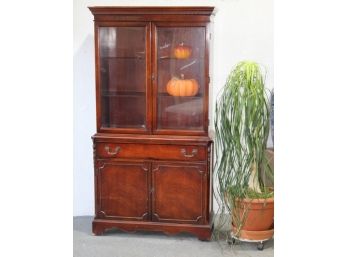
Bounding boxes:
214 61 274 249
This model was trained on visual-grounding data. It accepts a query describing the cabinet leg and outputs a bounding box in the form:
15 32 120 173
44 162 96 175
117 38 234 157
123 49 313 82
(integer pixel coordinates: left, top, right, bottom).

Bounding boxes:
198 236 211 241
197 231 212 241
92 222 105 236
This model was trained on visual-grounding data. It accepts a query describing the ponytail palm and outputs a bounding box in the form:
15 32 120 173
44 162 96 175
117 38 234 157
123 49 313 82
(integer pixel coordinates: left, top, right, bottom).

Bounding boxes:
214 61 273 228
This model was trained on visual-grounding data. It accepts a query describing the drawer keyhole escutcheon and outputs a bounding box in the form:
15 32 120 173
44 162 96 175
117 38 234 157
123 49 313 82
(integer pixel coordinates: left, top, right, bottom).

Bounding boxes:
181 148 198 158
104 145 121 156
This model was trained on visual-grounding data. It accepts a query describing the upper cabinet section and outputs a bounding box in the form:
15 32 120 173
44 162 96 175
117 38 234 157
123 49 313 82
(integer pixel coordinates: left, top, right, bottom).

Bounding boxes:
89 7 214 135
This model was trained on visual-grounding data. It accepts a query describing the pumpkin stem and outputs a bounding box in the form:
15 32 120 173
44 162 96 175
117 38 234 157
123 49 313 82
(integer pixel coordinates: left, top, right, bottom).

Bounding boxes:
180 74 185 79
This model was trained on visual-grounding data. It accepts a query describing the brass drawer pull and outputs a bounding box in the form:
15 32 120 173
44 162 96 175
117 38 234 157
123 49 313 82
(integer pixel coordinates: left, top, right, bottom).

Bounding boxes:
104 145 121 156
181 148 198 158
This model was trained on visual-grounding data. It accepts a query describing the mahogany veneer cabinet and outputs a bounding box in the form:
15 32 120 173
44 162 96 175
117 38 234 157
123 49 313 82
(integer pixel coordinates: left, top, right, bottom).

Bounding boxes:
89 6 215 240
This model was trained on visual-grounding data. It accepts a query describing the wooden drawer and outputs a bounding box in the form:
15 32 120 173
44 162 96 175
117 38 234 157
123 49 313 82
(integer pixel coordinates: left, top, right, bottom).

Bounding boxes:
96 143 206 161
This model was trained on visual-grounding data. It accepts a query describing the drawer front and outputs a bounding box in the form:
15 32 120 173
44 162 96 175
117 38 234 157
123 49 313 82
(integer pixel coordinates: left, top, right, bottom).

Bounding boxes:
96 143 206 161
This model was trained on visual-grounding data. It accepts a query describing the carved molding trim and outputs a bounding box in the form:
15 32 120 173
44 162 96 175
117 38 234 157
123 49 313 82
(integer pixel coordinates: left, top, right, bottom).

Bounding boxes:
152 164 159 172
152 213 160 222
142 164 149 171
93 142 96 161
96 161 106 173
98 210 149 221
141 212 149 220
154 164 205 176
152 213 203 224
207 145 211 164
196 215 203 223
98 210 106 218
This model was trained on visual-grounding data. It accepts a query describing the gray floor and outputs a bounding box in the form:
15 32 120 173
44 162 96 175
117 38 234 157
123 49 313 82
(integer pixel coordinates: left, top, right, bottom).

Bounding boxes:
74 216 273 257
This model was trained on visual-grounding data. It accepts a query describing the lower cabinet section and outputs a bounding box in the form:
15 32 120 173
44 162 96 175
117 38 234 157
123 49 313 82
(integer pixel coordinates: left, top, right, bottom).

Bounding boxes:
92 138 213 240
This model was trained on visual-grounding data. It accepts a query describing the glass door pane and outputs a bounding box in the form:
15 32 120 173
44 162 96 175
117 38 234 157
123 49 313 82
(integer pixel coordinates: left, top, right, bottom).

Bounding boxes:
99 26 147 129
155 26 206 131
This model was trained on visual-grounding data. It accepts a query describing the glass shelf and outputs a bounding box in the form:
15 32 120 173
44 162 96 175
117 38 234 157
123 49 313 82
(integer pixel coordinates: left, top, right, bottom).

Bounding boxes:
158 93 202 98
102 124 146 129
158 57 204 60
102 91 145 97
101 56 145 60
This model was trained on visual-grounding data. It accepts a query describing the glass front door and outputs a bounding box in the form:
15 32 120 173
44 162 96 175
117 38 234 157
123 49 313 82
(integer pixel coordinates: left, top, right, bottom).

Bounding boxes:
154 25 207 133
98 25 149 131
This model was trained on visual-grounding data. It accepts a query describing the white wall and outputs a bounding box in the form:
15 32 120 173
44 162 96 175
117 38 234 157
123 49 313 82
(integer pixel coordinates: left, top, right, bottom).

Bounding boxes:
73 0 273 216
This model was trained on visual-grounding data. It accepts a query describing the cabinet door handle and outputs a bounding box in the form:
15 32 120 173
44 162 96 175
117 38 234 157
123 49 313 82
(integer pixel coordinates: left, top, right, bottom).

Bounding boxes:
104 145 121 156
181 148 198 158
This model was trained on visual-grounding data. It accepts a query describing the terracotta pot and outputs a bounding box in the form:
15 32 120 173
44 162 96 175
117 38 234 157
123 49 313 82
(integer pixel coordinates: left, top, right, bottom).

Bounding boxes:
233 197 274 231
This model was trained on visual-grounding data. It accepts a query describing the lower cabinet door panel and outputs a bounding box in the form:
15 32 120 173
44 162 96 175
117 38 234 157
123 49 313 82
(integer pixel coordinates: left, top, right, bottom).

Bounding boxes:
96 160 150 221
152 162 207 224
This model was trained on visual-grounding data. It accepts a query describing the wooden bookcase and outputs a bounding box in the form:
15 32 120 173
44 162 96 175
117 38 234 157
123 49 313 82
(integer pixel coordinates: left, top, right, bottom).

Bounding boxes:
89 6 215 240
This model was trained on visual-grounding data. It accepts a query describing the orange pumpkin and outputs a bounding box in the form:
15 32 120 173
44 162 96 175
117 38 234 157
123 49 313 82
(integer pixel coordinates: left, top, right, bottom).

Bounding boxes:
166 74 199 97
173 42 192 59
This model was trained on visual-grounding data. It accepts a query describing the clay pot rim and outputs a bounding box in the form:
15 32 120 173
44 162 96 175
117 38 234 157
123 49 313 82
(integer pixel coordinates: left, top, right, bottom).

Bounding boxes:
232 224 274 231
235 197 274 204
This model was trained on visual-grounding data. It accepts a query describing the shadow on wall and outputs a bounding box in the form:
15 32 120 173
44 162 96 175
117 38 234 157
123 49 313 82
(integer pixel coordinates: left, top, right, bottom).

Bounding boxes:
73 34 95 216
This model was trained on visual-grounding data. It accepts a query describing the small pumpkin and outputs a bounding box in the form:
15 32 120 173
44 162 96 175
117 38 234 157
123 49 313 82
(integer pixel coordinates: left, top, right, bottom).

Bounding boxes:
173 42 192 59
166 74 199 97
